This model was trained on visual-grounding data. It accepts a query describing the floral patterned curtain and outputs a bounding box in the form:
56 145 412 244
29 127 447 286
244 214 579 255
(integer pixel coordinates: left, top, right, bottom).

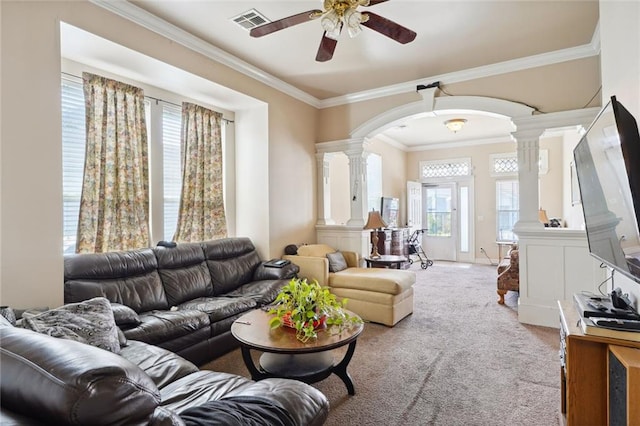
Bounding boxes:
173 102 227 242
76 72 151 253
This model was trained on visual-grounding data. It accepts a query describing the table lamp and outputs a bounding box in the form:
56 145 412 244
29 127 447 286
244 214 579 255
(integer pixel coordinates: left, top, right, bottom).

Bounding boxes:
538 208 550 227
363 210 388 259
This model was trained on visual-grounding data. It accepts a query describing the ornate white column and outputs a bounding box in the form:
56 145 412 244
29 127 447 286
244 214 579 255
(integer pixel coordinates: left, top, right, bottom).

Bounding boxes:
315 152 334 225
510 124 546 233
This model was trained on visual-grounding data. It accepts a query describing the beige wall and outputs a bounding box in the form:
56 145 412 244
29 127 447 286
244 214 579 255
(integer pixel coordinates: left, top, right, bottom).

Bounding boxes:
317 58 601 145
368 139 408 226
539 136 564 223
0 1 317 308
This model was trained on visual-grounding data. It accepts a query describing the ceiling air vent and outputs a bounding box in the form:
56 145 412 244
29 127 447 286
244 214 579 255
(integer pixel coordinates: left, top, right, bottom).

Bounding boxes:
232 9 270 30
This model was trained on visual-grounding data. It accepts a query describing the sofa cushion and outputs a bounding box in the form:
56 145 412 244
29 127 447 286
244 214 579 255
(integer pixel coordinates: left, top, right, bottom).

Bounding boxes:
123 310 210 346
119 340 199 389
154 244 214 306
64 248 169 313
0 326 160 425
201 238 263 295
296 244 336 257
326 251 348 272
160 372 330 426
179 395 295 426
19 297 121 353
178 296 257 322
330 286 414 305
329 268 416 295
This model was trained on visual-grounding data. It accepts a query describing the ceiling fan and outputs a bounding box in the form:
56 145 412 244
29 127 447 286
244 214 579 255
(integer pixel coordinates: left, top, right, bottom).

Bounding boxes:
249 0 417 62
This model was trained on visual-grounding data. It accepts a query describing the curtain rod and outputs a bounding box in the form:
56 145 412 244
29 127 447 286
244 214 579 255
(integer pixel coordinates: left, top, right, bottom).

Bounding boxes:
61 71 234 124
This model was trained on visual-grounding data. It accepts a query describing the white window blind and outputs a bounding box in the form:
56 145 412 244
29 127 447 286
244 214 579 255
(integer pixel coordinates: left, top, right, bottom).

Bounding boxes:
162 105 182 241
61 78 86 253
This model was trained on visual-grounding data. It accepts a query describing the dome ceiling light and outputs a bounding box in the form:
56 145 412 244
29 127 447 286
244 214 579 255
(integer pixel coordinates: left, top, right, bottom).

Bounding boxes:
444 118 467 133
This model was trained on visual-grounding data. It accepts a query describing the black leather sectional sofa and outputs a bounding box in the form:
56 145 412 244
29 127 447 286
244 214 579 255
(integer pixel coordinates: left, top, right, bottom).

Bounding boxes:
63 237 299 366
0 321 329 425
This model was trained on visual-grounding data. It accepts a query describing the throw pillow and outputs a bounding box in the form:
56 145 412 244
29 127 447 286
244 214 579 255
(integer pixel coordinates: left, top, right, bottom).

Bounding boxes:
110 302 142 328
19 297 121 354
326 251 348 273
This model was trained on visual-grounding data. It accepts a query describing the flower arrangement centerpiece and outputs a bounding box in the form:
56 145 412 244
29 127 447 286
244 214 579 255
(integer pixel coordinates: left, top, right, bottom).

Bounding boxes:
268 278 363 343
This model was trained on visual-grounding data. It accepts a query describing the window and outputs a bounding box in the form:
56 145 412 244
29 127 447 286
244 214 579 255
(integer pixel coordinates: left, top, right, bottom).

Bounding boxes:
61 76 206 252
61 78 86 253
496 180 519 241
490 150 549 177
162 105 182 240
420 158 471 179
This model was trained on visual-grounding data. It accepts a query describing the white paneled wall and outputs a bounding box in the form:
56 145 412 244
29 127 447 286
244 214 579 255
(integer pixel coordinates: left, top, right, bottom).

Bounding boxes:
516 228 607 327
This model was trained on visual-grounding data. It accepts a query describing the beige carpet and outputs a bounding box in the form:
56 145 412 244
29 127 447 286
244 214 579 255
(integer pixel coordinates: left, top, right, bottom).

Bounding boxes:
203 261 561 426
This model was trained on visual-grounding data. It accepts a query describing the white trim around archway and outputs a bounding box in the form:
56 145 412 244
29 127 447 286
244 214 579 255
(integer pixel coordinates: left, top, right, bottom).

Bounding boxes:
350 95 535 140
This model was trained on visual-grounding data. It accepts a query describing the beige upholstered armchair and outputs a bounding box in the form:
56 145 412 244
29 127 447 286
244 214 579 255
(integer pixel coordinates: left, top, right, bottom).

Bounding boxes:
283 244 416 326
497 244 519 304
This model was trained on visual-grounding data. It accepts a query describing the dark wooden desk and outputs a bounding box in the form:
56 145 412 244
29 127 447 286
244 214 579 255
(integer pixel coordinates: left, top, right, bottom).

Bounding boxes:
364 255 409 269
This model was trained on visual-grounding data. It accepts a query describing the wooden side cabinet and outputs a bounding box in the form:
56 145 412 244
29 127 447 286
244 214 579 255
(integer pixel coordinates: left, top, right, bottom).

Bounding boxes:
558 301 640 426
608 345 640 426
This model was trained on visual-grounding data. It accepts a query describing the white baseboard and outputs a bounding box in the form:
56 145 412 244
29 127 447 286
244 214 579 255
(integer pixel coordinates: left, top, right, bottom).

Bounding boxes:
518 302 560 328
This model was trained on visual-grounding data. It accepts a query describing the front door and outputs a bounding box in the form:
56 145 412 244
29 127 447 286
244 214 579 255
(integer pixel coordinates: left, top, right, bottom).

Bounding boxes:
423 183 457 261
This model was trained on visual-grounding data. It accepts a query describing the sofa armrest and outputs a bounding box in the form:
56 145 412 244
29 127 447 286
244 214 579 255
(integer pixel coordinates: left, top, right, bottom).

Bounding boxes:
253 262 299 281
0 327 160 425
282 255 330 286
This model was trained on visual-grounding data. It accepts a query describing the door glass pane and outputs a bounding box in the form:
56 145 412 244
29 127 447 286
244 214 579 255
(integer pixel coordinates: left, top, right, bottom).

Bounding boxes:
426 187 452 237
460 186 469 252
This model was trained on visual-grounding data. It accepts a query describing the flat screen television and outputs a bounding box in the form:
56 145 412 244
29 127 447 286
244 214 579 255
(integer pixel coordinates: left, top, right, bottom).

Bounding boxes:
573 95 640 285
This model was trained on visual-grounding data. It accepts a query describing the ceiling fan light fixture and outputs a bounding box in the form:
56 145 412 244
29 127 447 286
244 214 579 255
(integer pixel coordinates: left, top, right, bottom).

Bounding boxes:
444 118 467 133
344 9 363 38
321 10 343 39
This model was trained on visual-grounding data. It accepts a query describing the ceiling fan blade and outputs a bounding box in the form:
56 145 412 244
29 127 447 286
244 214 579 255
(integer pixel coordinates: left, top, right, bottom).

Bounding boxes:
361 12 416 44
316 33 338 62
250 9 322 37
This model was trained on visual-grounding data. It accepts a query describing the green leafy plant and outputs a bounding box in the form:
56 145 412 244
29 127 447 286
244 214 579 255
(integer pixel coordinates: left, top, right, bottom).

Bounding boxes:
268 278 363 343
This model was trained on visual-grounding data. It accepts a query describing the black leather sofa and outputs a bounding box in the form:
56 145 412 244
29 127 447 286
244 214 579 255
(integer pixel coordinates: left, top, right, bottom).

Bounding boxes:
64 237 298 366
0 324 329 425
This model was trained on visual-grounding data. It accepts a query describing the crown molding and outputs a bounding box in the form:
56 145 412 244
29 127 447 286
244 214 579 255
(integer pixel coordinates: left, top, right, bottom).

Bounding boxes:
92 1 601 111
89 0 321 108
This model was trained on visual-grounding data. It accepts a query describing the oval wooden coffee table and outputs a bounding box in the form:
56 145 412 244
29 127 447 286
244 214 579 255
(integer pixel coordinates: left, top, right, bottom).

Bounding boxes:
231 308 364 395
